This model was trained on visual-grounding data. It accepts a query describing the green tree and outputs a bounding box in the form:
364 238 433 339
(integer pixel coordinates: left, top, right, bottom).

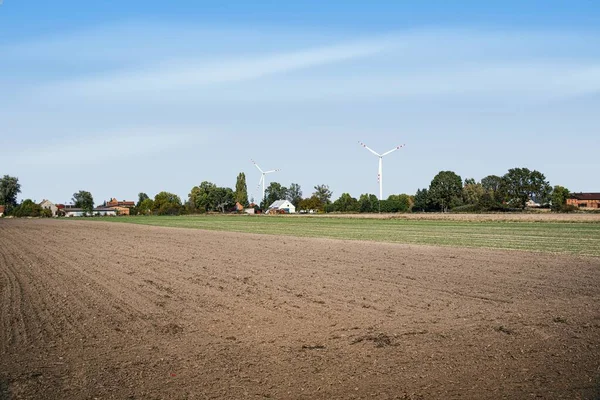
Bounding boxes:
138 198 155 215
137 192 149 207
412 188 431 212
358 193 378 213
313 184 333 210
462 178 485 205
286 183 303 208
72 190 94 215
214 187 235 213
333 193 359 212
551 185 570 212
384 194 411 212
503 168 551 209
234 173 248 206
0 175 21 213
428 171 463 212
298 195 321 212
12 199 43 217
263 182 288 209
154 191 182 215
189 181 218 213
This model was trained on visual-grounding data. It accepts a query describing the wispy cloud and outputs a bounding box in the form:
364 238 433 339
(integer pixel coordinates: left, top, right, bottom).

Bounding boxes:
32 38 392 99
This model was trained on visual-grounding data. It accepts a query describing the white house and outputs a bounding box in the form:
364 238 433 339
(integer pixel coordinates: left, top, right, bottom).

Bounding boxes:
267 200 296 214
64 207 117 217
39 199 58 216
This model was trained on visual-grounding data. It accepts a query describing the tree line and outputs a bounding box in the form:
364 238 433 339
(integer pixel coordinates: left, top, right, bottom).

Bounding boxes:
0 167 580 217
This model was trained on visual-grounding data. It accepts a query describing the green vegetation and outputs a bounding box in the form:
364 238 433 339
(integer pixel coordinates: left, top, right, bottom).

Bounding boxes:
93 215 600 257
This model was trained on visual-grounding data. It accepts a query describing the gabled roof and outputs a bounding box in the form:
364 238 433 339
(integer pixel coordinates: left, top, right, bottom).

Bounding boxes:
570 192 600 201
269 199 293 209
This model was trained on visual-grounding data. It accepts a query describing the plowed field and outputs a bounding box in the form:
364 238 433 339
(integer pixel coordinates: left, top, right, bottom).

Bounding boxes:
1 219 599 399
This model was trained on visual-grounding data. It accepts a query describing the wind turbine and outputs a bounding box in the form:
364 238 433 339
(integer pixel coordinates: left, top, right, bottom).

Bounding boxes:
251 159 280 204
359 141 405 201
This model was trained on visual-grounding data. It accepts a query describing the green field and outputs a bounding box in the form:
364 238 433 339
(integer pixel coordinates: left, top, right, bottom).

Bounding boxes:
89 215 600 257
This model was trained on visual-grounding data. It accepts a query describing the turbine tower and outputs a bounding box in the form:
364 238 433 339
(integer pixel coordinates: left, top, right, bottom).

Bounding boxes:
251 159 280 204
359 141 405 201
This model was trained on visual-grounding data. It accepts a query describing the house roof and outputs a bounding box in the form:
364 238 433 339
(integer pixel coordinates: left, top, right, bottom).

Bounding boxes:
570 192 600 201
269 199 293 209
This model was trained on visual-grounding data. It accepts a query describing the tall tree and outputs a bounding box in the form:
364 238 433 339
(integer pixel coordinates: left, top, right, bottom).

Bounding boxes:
551 185 570 212
263 182 288 209
428 171 463 212
137 192 149 207
385 194 411 212
138 198 155 215
214 187 235 213
72 190 94 215
358 193 378 213
234 172 248 206
502 168 551 209
313 184 333 210
286 183 303 208
462 178 485 205
333 193 358 212
189 181 218 213
298 195 321 212
412 188 431 212
0 175 21 213
154 191 182 215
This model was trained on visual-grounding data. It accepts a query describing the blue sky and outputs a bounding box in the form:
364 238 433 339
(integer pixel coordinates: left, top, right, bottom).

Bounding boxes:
1 1 599 205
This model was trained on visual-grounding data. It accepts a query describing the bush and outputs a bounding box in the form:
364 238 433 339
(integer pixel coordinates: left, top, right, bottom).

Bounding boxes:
560 204 578 213
12 199 42 217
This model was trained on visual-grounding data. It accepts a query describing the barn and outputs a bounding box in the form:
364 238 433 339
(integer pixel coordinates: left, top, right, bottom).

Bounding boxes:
267 200 296 214
567 193 600 209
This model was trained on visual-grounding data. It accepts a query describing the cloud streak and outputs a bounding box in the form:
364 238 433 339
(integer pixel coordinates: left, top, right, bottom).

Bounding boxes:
34 38 392 98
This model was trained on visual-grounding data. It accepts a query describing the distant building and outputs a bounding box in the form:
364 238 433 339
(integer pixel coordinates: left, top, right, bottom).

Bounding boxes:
267 200 296 214
525 199 541 208
0 205 4 217
567 193 600 209
234 202 244 212
105 198 135 215
39 199 58 216
64 207 117 217
106 198 135 208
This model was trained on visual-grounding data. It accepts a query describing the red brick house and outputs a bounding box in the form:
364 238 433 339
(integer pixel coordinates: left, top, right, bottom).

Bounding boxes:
567 193 600 209
0 205 5 216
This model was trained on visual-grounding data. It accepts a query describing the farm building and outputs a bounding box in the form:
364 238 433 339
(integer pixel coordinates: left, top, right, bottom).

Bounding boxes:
39 199 58 216
0 205 4 216
104 198 135 215
64 207 117 217
567 193 600 209
267 200 296 214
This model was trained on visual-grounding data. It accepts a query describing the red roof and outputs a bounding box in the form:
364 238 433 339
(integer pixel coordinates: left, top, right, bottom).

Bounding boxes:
570 193 600 201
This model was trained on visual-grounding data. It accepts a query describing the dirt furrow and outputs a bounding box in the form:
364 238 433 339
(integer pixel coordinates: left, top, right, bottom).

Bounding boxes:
0 218 599 400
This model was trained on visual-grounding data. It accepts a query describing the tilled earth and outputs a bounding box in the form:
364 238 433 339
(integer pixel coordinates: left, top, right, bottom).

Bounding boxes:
1 219 599 399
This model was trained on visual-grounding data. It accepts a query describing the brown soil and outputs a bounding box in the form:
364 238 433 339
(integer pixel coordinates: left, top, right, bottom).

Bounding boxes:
1 219 599 399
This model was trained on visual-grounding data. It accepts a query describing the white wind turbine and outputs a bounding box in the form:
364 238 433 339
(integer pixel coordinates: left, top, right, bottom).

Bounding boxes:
251 159 280 205
359 141 405 201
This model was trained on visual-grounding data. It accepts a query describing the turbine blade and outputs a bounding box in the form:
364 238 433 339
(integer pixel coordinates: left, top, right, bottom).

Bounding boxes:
251 159 264 173
263 169 280 174
358 141 381 157
381 144 405 157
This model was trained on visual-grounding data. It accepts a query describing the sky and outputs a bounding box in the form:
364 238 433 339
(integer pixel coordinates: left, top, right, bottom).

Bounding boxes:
1 1 599 206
